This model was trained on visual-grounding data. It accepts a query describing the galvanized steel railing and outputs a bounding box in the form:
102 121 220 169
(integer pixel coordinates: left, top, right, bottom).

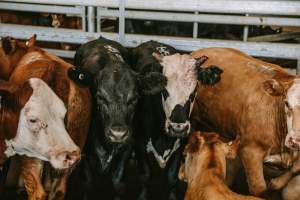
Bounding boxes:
0 0 299 72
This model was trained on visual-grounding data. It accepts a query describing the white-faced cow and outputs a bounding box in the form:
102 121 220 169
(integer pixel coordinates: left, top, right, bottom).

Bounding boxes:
131 41 223 200
0 78 79 167
0 35 91 200
191 47 300 197
67 37 168 199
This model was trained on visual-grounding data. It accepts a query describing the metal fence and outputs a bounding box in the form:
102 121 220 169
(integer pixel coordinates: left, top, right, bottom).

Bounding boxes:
0 0 300 72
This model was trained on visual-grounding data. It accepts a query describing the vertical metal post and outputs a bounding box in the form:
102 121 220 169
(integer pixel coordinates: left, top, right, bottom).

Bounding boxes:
80 6 86 31
193 11 198 38
97 7 101 32
118 0 125 45
87 6 95 32
243 14 249 42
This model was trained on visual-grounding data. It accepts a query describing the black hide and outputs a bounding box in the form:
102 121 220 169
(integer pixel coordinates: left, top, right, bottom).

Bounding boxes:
131 41 223 200
132 41 185 200
67 37 137 200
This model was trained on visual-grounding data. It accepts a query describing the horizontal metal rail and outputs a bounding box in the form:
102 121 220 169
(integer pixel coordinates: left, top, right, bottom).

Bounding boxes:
1 24 299 60
0 2 83 14
1 0 300 15
99 9 300 27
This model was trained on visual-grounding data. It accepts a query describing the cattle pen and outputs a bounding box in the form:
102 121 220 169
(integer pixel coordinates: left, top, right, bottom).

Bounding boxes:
1 1 300 200
0 0 300 72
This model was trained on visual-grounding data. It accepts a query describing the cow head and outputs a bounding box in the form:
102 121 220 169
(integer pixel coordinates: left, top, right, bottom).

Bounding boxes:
0 78 80 169
68 44 139 144
151 53 223 137
263 78 300 150
1 35 36 80
178 131 240 182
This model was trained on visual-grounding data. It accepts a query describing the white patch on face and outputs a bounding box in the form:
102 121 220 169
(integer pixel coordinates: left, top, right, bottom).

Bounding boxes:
161 54 198 119
285 79 300 149
4 78 79 169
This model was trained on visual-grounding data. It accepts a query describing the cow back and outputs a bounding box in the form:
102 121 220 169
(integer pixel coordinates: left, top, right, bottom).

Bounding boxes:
191 48 292 143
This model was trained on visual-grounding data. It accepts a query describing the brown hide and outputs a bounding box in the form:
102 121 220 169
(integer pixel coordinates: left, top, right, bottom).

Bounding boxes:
0 81 33 165
191 48 295 196
9 47 91 151
0 10 35 25
6 43 91 200
180 131 262 200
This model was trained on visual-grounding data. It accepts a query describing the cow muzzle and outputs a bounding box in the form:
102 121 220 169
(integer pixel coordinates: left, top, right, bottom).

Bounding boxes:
108 126 129 143
49 148 81 169
166 120 190 137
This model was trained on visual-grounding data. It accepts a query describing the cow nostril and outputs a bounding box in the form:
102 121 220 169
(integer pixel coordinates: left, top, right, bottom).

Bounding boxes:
109 127 129 141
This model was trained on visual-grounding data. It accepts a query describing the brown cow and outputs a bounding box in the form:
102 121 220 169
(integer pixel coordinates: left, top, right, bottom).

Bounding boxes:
0 35 36 80
191 47 300 196
2 35 91 200
178 131 262 200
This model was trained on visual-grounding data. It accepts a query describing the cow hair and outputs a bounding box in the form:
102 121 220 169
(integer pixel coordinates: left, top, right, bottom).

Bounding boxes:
137 72 167 95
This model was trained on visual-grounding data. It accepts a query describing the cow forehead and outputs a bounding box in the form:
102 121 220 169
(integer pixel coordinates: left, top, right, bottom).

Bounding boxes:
28 78 66 118
287 79 300 108
162 54 197 102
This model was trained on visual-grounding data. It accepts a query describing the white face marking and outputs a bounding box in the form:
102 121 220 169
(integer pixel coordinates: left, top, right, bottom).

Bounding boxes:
4 78 79 169
160 54 198 119
285 79 300 149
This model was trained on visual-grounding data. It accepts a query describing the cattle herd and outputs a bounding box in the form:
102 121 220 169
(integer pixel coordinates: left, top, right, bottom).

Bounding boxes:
0 28 300 200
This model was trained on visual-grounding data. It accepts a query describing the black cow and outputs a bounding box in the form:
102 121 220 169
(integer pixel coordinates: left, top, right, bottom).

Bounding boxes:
132 41 223 200
67 37 166 200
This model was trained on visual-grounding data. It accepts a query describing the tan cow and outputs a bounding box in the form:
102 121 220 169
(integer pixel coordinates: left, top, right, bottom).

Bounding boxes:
179 131 262 200
191 48 300 196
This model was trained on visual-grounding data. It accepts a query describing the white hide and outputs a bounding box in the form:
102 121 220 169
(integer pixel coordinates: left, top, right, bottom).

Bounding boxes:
285 79 300 149
4 78 79 169
161 54 198 119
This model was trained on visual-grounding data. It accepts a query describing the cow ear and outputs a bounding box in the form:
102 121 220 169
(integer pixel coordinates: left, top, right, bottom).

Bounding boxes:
152 52 163 62
263 79 285 96
197 65 223 85
138 72 167 95
25 34 37 48
67 67 92 87
1 37 17 55
225 136 240 159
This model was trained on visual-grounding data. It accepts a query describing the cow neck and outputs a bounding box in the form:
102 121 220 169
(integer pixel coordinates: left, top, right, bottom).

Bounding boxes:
89 115 125 172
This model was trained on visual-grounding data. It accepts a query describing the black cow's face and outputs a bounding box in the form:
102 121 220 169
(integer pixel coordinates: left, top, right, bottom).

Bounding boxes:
94 64 139 143
153 53 222 138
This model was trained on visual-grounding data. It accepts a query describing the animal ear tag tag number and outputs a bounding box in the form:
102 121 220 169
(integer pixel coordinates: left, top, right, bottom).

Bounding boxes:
146 138 181 168
156 46 170 56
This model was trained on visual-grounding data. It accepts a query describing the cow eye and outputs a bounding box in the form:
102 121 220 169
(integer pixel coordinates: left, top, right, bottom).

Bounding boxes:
161 89 169 100
28 117 38 124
